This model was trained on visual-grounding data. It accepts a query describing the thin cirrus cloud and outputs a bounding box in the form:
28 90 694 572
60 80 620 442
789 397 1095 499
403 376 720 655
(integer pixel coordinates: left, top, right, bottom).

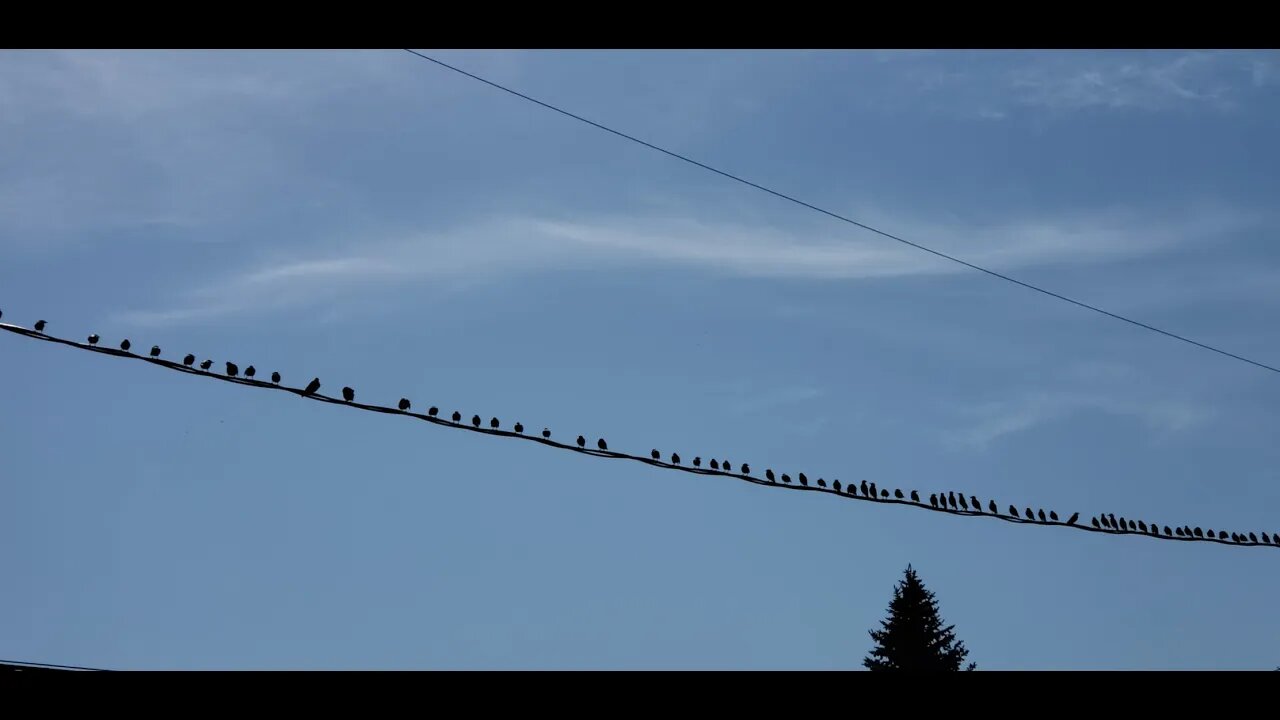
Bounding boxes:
111 203 1264 327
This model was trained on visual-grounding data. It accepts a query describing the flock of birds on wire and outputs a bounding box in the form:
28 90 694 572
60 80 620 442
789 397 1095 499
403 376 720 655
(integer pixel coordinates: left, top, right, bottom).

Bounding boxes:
4 310 1278 550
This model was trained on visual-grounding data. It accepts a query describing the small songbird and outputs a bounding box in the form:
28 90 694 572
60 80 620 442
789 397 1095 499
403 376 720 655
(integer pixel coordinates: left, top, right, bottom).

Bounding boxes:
895 489 904 499
947 492 957 509
470 415 481 427
781 474 791 484
910 490 919 503
930 494 939 508
672 453 681 465
957 495 969 511
988 500 998 514
34 320 47 332
121 339 132 351
428 407 438 417
304 377 321 395
833 480 842 492
818 478 827 488
1067 512 1079 525
1025 508 1035 520
1038 509 1047 522
1050 511 1059 522
1137 520 1146 532
541 428 551 438
970 495 981 511
490 417 500 429
200 359 213 371
183 354 195 366
1009 505 1018 517
88 334 100 345
741 463 750 475
693 457 702 467
225 362 238 377
244 366 256 379
451 411 461 422
881 489 888 498
398 398 411 411
597 438 607 450
342 387 354 402
651 450 661 460
766 469 775 482
710 459 719 470
271 371 281 384
798 472 808 486
150 345 161 358
861 480 870 497
576 435 586 448
1091 517 1101 528
514 422 524 434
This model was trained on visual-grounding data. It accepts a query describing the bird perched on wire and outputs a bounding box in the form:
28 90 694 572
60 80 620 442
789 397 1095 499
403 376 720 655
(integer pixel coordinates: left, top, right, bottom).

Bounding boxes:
597 438 607 450
120 339 132 351
929 494 939 508
895 489 904 499
398 398 411 411
150 345 161 358
818 478 827 488
471 415 481 428
740 463 750 475
541 428 550 439
1067 512 1079 525
200 359 213 371
693 457 702 467
451 411 461 423
910 490 919 503
672 453 681 465
490 417 500 429
88 334 100 345
183 354 195 366
1050 511 1059 522
957 495 969 511
34 320 47 332
244 366 256 379
833 480 842 492
709 459 719 470
304 378 321 395
576 435 586 448
781 474 791 484
798 472 808 486
971 495 981 511
651 449 661 460
342 387 354 402
514 422 524 434
766 469 775 482
225 362 239 377
271 371 281 384
988 500 998 514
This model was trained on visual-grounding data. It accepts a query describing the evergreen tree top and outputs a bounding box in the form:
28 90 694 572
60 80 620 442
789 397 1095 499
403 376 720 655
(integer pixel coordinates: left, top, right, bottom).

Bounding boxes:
864 564 975 671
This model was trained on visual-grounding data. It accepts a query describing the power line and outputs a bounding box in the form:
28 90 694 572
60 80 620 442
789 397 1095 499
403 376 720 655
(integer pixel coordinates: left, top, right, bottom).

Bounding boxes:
400 49 1280 378
0 658 106 671
2 319 1275 551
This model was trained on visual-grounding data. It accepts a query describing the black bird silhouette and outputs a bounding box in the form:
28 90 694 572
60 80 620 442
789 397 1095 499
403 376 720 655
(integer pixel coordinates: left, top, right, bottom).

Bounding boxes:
245 366 256 379
1049 511 1059 522
271 371 280 384
1207 528 1215 539
576 435 586 448
34 320 47 332
1099 515 1111 529
722 458 730 470
1263 533 1272 544
1148 522 1158 535
833 480 842 492
930 494 939 508
471 415 481 428
651 449 661 460
895 489 904 499
398 398 411 411
1249 532 1258 543
597 438 607 450
910 490 920 503
861 480 870 497
947 492 957 510
1066 512 1078 525
304 377 321 395
342 387 354 402
225 362 238 377
781 473 791 484
1128 520 1137 531
1024 508 1035 520
1183 526 1192 538
1091 517 1101 528
971 496 981 511
870 482 879 498
710 459 719 470
1038 510 1046 522
672 453 681 465
183 354 195 366
121 339 131 351
1118 517 1127 530
451 411 461 422
766 469 775 482
818 478 827 488
514 423 524 434
988 499 997 514
88 334 100 345
1231 532 1240 543
490 417 500 429
957 495 969 511
1009 505 1019 517
799 472 808 486
1176 527 1185 537
541 428 550 438
1137 520 1147 532
150 345 161 358
741 463 750 474
881 489 889 498
1109 514 1119 529
428 407 438 417
200 359 213 371
693 457 702 467
1163 526 1172 536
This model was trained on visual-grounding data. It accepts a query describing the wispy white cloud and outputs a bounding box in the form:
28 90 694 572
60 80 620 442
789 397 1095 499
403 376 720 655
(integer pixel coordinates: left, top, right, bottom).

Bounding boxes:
112 202 1266 327
943 389 1213 450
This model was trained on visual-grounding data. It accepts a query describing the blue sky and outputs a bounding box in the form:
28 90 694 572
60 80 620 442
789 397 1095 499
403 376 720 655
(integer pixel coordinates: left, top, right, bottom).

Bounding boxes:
2 49 1279 670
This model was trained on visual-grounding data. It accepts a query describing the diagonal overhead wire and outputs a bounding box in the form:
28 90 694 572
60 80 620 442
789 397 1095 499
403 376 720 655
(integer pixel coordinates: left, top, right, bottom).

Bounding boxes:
3 318 1276 551
400 49 1280 377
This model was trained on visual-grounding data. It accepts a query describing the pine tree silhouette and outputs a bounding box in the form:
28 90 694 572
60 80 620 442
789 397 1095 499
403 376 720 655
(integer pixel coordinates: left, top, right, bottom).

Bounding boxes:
863 564 976 671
